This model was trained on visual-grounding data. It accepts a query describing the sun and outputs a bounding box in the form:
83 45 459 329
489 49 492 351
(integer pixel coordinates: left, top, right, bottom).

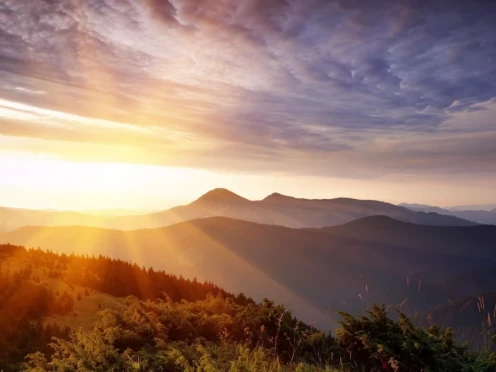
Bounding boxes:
0 151 209 211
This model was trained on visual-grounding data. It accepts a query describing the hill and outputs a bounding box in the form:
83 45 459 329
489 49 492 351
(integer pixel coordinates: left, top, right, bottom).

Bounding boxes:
2 244 495 372
0 244 329 370
0 189 477 232
2 216 494 328
321 216 496 260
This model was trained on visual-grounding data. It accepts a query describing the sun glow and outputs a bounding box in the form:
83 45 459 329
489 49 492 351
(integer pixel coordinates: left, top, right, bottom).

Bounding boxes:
2 149 496 211
0 151 210 210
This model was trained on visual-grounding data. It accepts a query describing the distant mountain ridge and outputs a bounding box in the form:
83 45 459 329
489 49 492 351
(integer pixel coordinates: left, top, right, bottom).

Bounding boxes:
112 189 479 229
401 202 496 225
0 207 109 233
449 203 496 212
0 188 477 232
257 193 476 226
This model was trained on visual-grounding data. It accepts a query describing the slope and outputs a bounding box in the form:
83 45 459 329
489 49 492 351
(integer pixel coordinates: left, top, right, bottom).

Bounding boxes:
1 217 493 327
321 216 496 260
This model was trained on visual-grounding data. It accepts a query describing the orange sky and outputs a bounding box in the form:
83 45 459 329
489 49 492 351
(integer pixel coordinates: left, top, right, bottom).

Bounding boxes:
1 151 495 210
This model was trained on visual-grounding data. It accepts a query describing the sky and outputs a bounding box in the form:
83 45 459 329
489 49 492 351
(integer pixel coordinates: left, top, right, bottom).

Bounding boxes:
0 0 495 210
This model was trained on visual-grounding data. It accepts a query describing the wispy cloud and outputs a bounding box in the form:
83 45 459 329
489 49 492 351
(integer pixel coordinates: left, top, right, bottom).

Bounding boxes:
0 0 495 178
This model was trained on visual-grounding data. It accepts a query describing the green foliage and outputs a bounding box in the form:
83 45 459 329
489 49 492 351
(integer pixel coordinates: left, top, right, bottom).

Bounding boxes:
418 293 496 351
20 294 336 371
3 244 496 371
24 341 338 372
336 304 496 371
22 300 496 372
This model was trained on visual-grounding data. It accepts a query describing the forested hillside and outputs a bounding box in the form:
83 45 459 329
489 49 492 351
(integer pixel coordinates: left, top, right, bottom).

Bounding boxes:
0 244 326 370
0 244 234 369
2 244 496 371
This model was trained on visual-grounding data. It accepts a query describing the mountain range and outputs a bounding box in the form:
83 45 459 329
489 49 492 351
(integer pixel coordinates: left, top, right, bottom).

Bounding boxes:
401 203 496 225
0 188 477 232
1 188 494 340
2 215 495 329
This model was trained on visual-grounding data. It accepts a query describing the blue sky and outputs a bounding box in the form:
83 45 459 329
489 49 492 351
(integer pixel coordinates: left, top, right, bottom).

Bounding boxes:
0 0 495 208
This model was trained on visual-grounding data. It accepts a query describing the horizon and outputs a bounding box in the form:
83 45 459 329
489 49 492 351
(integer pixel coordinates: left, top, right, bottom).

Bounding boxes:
1 186 495 213
1 0 495 209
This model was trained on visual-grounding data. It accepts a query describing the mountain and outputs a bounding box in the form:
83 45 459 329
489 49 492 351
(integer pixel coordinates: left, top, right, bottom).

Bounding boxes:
400 203 496 225
449 204 496 212
257 194 476 227
196 188 249 203
449 209 496 225
112 190 479 228
0 189 477 232
2 216 494 328
399 203 452 215
129 188 301 229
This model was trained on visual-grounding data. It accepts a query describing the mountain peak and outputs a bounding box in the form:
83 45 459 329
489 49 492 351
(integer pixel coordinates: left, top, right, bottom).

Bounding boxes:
196 188 248 203
262 192 295 202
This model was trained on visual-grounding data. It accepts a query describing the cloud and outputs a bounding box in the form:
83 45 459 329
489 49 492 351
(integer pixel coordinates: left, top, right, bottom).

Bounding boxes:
0 0 495 178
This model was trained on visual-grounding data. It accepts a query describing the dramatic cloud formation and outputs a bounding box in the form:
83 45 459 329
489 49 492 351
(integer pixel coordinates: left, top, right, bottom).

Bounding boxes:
0 0 495 179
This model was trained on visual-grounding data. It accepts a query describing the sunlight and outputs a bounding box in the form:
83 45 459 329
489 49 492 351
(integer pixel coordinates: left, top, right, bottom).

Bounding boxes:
0 151 210 210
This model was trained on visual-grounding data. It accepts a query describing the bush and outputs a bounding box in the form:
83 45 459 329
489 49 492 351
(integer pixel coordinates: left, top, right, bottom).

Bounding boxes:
22 300 496 372
336 304 496 371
